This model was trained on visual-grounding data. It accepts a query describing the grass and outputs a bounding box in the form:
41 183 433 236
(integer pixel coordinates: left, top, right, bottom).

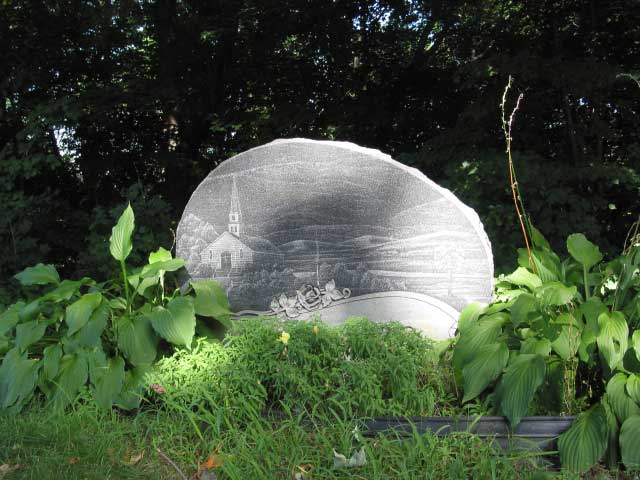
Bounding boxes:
0 317 601 479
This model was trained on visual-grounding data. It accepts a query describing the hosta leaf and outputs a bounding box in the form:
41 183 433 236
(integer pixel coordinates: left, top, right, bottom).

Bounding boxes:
18 300 42 322
147 297 195 349
42 344 63 380
0 302 25 335
148 246 172 264
530 249 562 284
43 279 93 303
140 258 185 278
535 282 576 308
191 280 232 326
453 315 505 369
0 348 40 411
567 233 603 270
109 204 135 262
626 374 640 404
74 300 109 348
65 293 102 336
520 338 552 356
580 297 606 334
551 325 581 360
92 356 125 410
495 354 545 427
51 353 88 411
15 321 47 352
116 315 157 366
558 404 608 473
504 267 542 291
116 365 149 410
602 397 620 470
457 302 484 332
578 329 597 364
620 415 640 471
633 330 640 363
14 263 60 286
606 373 640 423
597 311 628 370
462 342 508 402
510 293 538 328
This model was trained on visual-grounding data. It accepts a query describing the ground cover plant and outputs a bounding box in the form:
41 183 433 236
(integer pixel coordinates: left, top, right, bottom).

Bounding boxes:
0 206 231 413
452 229 640 473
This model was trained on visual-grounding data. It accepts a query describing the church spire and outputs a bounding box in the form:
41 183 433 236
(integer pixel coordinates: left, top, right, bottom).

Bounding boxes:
228 174 242 236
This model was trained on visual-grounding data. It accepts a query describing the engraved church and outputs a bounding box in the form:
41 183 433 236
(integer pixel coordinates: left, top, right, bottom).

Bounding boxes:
199 175 284 275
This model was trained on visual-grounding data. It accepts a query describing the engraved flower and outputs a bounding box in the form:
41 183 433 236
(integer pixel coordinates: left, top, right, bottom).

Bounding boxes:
279 331 290 345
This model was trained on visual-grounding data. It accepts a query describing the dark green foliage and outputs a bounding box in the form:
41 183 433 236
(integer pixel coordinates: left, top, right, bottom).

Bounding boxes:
2 0 639 295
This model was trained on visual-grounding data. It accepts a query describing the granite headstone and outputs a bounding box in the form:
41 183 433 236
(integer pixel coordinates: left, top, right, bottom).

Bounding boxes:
177 139 493 339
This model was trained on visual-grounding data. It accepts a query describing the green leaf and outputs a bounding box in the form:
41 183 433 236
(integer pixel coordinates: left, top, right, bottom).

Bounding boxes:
74 300 109 348
520 338 552 356
42 344 62 380
510 293 538 328
0 302 25 335
109 204 135 262
495 354 546 427
633 330 640 363
92 356 125 410
453 314 505 369
116 315 157 366
191 280 232 326
551 325 581 360
14 321 47 352
0 348 40 411
65 293 102 336
462 342 508 402
504 267 542 291
606 373 640 423
18 300 41 322
43 279 93 303
148 246 172 264
620 415 640 471
140 259 185 279
558 404 608 473
535 282 576 308
580 297 606 334
567 233 603 270
626 374 640 404
530 225 551 250
457 302 484 332
116 365 149 410
50 353 88 411
147 297 195 349
597 311 629 370
14 263 60 286
578 329 597 364
530 249 562 284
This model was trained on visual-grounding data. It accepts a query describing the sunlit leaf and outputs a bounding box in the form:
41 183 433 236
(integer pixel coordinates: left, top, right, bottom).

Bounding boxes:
453 314 505 369
535 282 576 308
147 296 195 349
504 267 542 291
597 311 628 371
626 374 640 404
109 204 135 262
457 302 484 332
510 293 538 327
567 233 603 270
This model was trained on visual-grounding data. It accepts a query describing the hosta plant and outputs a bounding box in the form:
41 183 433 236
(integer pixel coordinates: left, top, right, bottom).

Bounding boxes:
452 229 640 472
0 205 231 413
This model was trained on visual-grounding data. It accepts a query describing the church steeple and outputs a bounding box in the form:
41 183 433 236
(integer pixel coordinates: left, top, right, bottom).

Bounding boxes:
228 174 242 236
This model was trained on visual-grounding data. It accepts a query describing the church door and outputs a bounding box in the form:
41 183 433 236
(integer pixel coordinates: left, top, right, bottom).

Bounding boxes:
220 251 232 272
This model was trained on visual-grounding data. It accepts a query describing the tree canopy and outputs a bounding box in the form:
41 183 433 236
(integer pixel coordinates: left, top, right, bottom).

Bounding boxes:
1 0 639 300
